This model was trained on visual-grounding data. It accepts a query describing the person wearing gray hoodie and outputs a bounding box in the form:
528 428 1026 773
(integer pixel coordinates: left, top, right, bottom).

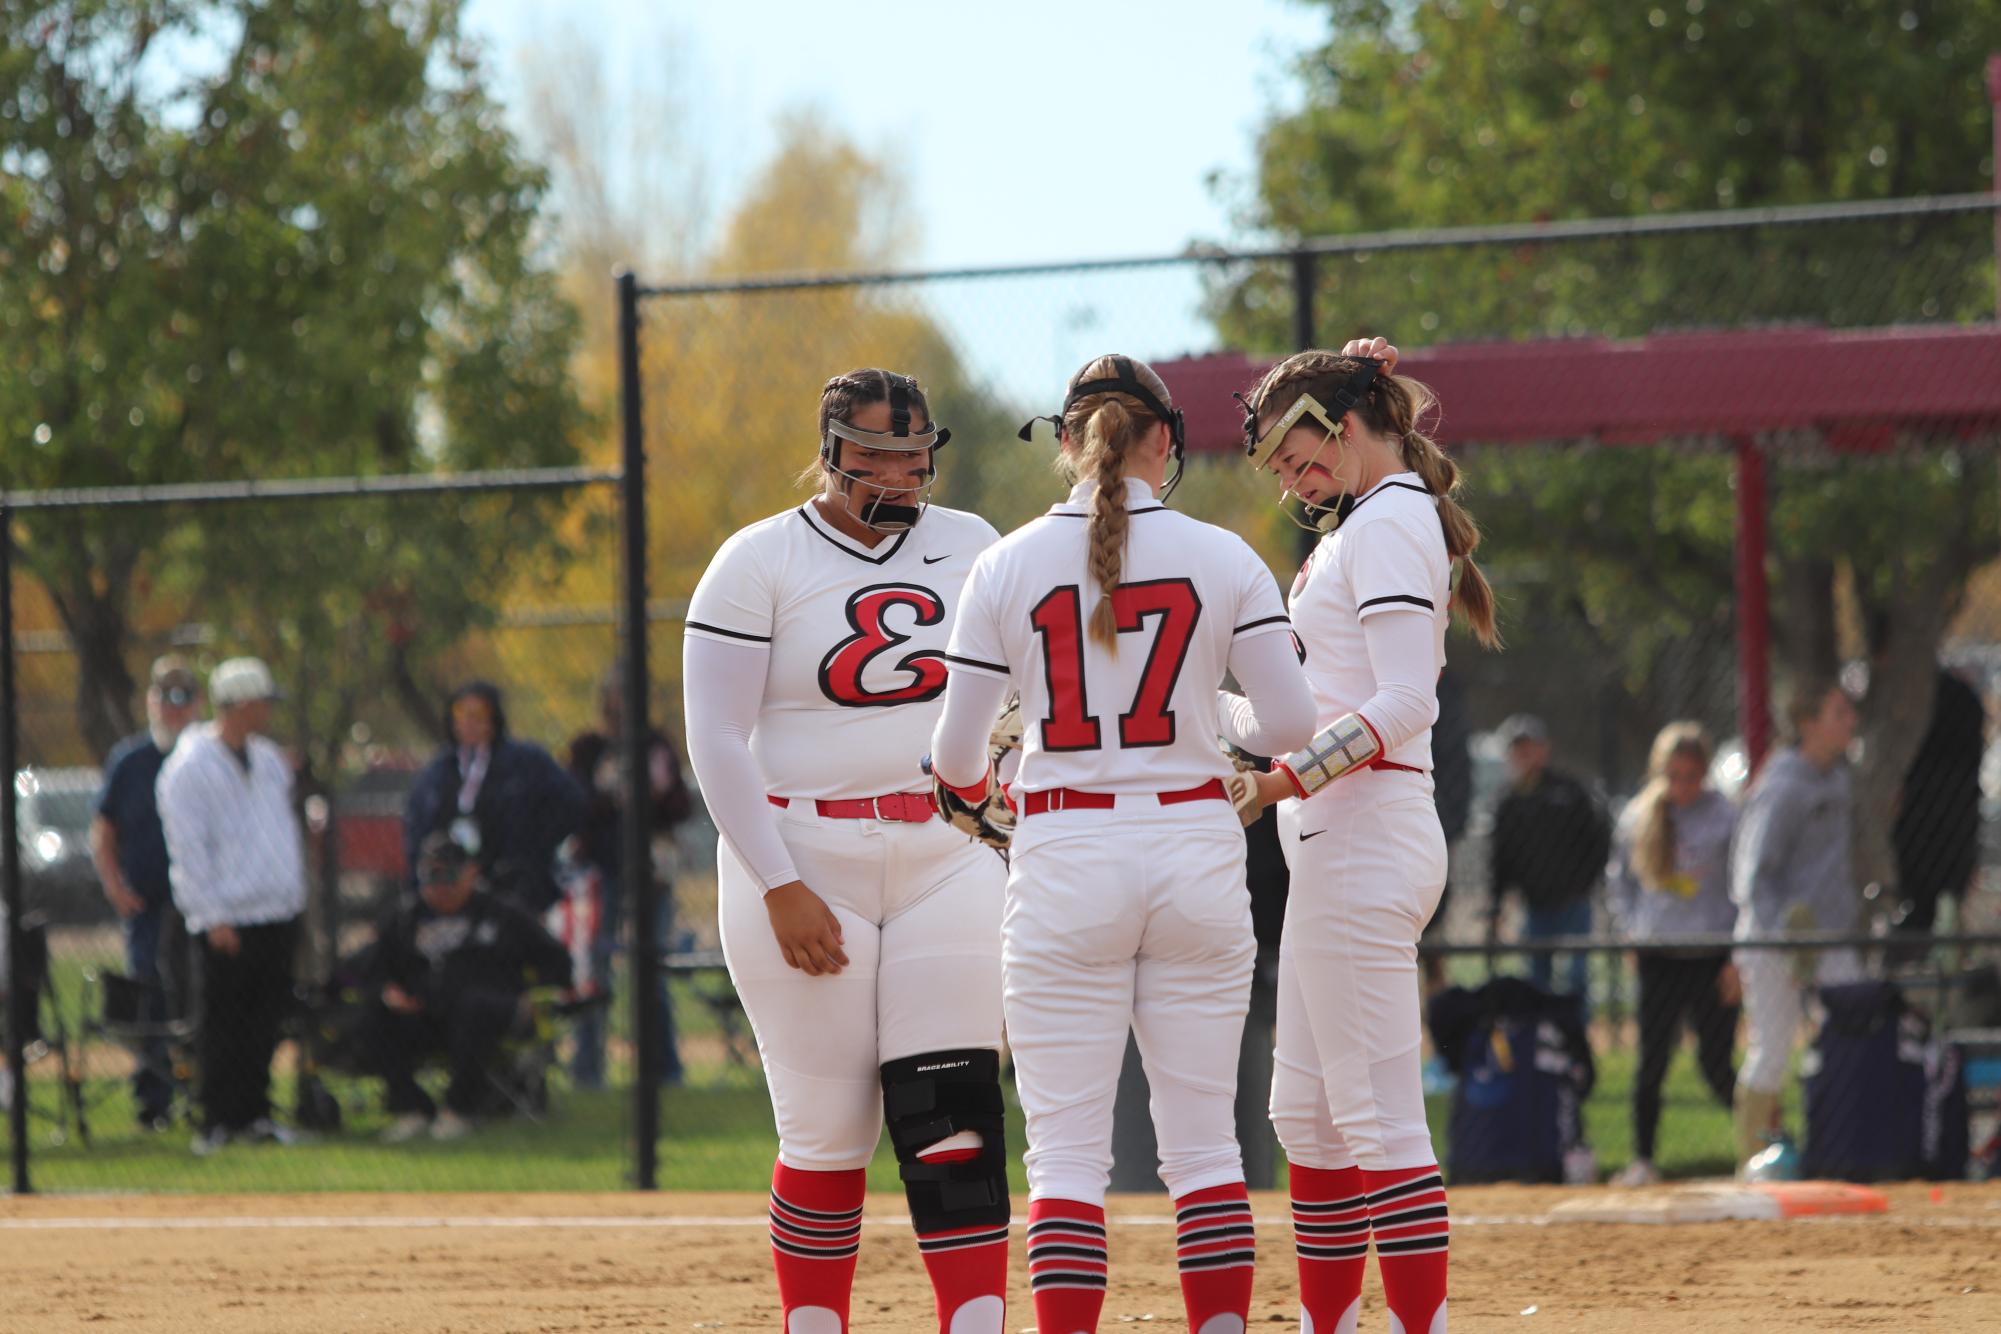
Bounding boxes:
1729 678 1863 1170
1607 722 1740 1185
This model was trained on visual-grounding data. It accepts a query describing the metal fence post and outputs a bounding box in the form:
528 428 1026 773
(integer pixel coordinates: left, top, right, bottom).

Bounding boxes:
1290 249 1317 352
1290 250 1320 561
617 269 660 1190
1733 437 1772 775
2 502 30 1194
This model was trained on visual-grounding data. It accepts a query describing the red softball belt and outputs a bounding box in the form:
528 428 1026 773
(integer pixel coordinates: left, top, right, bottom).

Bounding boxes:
1020 778 1228 818
766 792 937 822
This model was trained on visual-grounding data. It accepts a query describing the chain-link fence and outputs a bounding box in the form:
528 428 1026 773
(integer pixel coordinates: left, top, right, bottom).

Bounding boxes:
629 194 2001 1184
8 196 2001 1194
2 467 682 1192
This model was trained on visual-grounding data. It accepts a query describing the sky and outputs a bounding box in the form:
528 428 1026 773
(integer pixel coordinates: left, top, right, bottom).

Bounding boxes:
459 0 1332 402
462 0 1329 269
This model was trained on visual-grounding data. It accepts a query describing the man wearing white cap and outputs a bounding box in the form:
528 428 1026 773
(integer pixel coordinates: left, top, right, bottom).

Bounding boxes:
157 656 308 1154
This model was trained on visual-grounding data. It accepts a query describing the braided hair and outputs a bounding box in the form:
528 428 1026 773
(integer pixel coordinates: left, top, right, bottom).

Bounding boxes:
1056 355 1175 650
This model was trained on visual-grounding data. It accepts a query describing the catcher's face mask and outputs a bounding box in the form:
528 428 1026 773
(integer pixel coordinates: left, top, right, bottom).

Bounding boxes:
822 372 951 532
1019 355 1189 502
1236 357 1384 533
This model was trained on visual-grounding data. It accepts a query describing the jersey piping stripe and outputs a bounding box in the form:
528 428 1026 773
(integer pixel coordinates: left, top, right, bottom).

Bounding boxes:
1046 506 1168 517
1356 594 1435 612
685 620 773 643
1232 613 1292 635
1344 479 1432 518
941 651 1010 674
796 506 911 565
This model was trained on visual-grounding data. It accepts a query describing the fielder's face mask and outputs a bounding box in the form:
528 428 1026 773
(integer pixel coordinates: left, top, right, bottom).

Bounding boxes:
822 372 951 532
1236 357 1384 533
1018 356 1189 502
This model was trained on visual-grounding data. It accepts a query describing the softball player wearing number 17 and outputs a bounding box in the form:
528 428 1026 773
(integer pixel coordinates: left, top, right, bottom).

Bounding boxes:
682 370 1011 1334
1225 341 1500 1334
929 355 1317 1334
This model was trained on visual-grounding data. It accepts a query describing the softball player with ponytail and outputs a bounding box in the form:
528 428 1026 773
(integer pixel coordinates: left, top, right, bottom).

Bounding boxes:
929 355 1316 1334
1226 338 1499 1334
683 370 1011 1334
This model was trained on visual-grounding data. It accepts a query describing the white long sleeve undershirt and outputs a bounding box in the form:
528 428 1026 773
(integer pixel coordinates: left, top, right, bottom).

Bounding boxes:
929 671 1012 792
1354 607 1440 751
1221 607 1437 759
681 635 799 892
1213 627 1319 757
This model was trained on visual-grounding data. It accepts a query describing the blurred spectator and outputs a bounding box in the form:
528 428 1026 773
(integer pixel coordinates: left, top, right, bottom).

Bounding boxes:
1606 722 1739 1186
1730 677 1863 1172
157 657 307 1155
1488 713 1611 1002
90 655 203 1129
403 681 585 914
565 669 694 1089
1423 667 1473 992
361 833 573 1142
1892 667 1984 938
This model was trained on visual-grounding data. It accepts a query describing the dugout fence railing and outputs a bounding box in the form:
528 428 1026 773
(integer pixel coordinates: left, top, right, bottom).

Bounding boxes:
2 459 671 1193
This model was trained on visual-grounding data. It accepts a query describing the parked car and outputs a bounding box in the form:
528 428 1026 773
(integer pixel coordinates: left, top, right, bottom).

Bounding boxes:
14 767 106 924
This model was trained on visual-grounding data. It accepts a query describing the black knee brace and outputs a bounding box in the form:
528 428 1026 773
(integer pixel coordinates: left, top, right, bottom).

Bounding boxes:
880 1048 1011 1233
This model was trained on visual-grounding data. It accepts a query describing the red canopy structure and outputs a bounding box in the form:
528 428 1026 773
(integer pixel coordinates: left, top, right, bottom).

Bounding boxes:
1154 322 2001 768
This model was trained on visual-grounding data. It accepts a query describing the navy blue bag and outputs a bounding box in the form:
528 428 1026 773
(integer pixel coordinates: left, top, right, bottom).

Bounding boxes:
1803 981 1969 1181
1429 980 1593 1184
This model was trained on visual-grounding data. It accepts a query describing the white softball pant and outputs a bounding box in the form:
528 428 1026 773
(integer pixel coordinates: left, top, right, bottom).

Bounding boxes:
718 802 1006 1170
1003 799 1256 1205
1734 943 1862 1095
1271 769 1448 1172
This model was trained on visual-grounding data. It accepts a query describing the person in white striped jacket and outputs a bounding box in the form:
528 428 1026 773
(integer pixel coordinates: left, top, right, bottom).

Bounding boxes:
157 657 308 1156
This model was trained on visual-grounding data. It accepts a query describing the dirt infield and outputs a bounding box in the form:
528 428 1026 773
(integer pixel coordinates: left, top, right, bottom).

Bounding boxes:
2 1184 1997 1332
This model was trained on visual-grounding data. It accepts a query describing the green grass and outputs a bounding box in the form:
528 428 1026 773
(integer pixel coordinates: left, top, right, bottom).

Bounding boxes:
13 1039 1752 1194
14 930 1758 1193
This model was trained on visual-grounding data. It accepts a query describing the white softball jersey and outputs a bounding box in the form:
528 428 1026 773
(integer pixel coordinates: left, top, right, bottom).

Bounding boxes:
1288 472 1450 768
685 502 999 799
683 498 1008 1172
943 478 1296 796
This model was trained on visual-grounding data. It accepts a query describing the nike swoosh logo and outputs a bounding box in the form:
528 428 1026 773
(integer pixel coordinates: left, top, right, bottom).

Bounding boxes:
922 554 951 564
1298 829 1326 842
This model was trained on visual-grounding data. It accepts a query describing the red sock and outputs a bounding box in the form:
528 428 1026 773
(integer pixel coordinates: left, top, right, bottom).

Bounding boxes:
911 1146 1009 1334
1026 1198 1108 1334
1290 1163 1369 1334
1363 1164 1449 1334
768 1161 866 1334
1173 1182 1255 1334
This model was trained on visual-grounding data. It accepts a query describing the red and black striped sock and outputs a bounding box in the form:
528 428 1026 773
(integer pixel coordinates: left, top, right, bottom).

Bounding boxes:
910 1143 1008 1334
1173 1182 1255 1334
1290 1163 1370 1334
1363 1164 1449 1334
1026 1197 1108 1334
768 1161 866 1334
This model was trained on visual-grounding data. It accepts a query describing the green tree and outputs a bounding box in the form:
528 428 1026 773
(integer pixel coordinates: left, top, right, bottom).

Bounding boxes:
2 0 587 762
1225 0 2001 882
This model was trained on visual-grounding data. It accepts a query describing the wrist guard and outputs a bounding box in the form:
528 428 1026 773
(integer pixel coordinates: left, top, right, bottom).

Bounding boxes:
1273 712 1382 798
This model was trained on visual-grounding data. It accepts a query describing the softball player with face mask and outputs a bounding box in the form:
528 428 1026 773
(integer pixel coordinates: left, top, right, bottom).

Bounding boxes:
929 355 1317 1334
1227 339 1499 1334
682 370 1011 1334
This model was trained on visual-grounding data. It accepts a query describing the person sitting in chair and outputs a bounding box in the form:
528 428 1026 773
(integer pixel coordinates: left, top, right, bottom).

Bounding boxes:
363 832 573 1142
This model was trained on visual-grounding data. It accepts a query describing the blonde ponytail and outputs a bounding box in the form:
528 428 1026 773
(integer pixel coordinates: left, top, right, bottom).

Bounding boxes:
1631 722 1714 888
1082 401 1133 647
